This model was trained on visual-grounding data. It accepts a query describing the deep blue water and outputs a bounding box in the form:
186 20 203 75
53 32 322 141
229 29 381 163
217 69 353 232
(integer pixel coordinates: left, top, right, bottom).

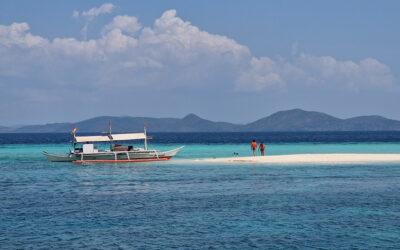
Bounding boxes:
1 132 400 249
2 131 400 144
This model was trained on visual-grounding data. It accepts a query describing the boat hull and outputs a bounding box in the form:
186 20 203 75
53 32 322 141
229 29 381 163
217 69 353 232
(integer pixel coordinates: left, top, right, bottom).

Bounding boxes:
72 156 172 163
42 151 76 162
43 146 184 163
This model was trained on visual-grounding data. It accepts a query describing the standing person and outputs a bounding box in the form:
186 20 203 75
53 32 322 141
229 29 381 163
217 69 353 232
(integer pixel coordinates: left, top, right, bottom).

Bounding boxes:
251 140 257 157
259 142 266 156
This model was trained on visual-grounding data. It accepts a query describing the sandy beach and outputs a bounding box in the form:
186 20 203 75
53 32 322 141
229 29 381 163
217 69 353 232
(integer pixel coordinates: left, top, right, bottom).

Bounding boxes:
195 154 400 164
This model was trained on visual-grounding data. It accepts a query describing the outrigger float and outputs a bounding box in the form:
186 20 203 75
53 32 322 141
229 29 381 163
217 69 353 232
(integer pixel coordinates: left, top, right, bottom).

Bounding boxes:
43 123 183 163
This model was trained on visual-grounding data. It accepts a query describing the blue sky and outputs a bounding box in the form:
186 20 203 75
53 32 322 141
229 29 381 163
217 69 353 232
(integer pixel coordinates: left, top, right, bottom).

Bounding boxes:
0 1 399 125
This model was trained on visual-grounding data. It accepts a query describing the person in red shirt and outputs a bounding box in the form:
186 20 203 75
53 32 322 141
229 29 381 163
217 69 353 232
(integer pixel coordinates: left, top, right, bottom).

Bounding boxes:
251 140 257 156
259 142 266 156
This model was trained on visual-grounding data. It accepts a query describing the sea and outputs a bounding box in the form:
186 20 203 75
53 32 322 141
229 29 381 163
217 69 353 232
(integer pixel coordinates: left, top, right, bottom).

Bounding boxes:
1 132 399 249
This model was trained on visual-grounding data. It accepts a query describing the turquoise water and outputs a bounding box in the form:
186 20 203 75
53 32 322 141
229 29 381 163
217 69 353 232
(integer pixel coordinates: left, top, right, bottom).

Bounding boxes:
1 139 400 248
2 142 400 161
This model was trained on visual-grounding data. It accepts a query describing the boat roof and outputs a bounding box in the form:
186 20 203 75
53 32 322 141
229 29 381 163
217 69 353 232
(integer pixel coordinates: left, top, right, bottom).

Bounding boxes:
74 133 146 143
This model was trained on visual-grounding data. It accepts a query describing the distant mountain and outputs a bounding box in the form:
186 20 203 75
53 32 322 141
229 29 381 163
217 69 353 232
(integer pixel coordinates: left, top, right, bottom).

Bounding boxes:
10 114 240 133
341 115 400 131
3 109 400 133
243 109 343 131
177 114 240 132
0 126 12 133
15 122 74 133
244 109 400 131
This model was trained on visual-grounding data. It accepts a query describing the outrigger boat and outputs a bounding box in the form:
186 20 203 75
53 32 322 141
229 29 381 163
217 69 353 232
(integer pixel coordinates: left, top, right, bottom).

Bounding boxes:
43 123 183 163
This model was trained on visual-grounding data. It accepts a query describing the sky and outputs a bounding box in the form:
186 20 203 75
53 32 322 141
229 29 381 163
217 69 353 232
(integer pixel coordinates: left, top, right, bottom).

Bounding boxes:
0 0 399 126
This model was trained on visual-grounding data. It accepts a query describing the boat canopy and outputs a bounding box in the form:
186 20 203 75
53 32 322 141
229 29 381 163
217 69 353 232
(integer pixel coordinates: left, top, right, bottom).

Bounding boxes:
74 133 146 143
74 135 109 143
110 133 146 141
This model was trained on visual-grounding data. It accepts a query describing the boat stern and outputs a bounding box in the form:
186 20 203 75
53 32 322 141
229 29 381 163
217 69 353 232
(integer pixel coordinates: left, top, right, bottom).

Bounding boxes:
42 151 75 162
163 146 185 157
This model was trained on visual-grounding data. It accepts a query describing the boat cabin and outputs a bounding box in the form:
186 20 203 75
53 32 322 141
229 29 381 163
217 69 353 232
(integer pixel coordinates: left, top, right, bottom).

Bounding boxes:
73 132 148 153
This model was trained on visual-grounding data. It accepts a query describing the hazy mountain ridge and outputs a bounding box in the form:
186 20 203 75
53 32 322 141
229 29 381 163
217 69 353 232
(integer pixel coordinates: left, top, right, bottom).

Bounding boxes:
243 109 343 131
2 109 400 133
0 126 13 133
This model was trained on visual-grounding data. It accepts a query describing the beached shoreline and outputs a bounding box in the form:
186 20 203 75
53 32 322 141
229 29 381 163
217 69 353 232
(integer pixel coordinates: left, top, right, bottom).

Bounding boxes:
194 154 400 164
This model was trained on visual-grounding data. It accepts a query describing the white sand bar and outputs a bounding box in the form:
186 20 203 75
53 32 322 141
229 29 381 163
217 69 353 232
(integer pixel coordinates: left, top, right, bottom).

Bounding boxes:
195 154 400 164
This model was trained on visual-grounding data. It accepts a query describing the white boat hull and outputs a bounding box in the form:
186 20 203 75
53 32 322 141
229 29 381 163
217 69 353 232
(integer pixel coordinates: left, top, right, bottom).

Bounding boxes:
42 151 76 162
43 146 184 163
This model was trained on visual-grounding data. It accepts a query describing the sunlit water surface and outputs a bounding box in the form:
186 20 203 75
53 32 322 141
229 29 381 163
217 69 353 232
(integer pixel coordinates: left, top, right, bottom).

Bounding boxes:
1 132 400 248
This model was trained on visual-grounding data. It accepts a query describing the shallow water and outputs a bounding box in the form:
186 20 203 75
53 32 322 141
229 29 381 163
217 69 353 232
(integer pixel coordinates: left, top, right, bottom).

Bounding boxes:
1 132 400 248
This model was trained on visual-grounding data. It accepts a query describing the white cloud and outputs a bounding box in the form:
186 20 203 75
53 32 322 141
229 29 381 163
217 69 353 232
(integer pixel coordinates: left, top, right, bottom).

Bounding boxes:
101 28 139 52
0 22 48 48
73 3 115 40
82 3 114 19
291 54 394 89
102 15 142 36
139 10 250 65
0 9 396 97
235 53 394 91
73 3 115 20
72 10 79 18
235 57 286 91
52 37 100 58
